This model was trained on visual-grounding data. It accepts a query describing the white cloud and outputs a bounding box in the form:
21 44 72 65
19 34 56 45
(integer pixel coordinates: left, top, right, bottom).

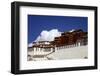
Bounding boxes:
69 29 75 32
28 43 33 47
35 29 61 42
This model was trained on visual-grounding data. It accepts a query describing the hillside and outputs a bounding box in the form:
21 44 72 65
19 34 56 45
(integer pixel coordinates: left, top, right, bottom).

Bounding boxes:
28 45 88 61
47 45 88 60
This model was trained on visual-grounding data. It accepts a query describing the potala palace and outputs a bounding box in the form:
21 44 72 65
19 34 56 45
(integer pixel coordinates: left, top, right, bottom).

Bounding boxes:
28 29 88 61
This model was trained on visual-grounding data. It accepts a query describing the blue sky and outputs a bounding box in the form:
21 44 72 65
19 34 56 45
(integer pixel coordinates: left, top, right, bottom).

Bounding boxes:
28 15 88 43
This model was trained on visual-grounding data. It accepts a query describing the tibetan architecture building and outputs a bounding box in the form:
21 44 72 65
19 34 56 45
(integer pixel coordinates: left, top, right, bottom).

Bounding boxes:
51 29 87 47
28 29 88 57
